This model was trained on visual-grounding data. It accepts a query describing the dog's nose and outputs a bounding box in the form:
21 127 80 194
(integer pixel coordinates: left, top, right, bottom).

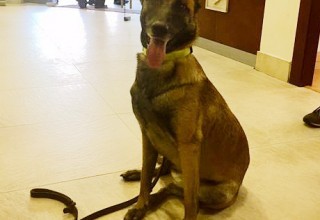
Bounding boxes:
151 22 169 37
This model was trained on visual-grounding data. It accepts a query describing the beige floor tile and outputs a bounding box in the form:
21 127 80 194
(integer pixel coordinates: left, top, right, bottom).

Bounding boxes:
93 80 134 113
204 69 319 147
194 47 253 75
0 84 116 127
0 62 86 90
0 115 141 192
75 60 137 83
118 113 142 141
0 173 140 220
244 139 320 220
4 137 320 220
75 61 136 113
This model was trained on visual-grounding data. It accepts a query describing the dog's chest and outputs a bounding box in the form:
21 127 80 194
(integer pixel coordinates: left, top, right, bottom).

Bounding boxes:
132 65 185 112
131 82 175 125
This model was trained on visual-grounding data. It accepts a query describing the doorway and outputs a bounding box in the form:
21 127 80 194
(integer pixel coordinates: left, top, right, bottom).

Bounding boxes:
290 0 320 87
311 50 320 91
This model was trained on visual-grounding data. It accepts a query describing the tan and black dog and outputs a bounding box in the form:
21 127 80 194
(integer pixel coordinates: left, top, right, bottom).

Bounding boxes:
122 0 250 219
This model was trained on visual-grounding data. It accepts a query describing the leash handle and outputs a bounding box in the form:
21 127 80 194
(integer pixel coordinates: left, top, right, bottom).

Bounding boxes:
30 158 167 220
30 188 78 220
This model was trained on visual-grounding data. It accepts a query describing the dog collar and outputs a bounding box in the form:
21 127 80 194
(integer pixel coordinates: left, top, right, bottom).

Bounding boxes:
142 47 193 61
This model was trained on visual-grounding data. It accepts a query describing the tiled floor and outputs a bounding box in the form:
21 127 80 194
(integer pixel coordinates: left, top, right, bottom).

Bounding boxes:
1 3 320 220
58 0 142 13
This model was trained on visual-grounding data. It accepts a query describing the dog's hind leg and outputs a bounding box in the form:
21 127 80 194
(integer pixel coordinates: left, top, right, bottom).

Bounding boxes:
148 183 184 208
147 180 240 209
148 180 241 208
146 181 240 216
123 183 183 220
199 180 240 210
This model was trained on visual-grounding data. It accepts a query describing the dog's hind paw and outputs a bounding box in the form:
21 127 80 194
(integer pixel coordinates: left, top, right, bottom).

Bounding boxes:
124 207 147 220
120 170 141 181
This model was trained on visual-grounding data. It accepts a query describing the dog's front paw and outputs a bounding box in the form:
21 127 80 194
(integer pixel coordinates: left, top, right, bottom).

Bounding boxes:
120 170 141 181
124 207 147 220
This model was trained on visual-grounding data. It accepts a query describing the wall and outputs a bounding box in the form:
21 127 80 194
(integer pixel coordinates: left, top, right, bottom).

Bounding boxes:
256 0 301 81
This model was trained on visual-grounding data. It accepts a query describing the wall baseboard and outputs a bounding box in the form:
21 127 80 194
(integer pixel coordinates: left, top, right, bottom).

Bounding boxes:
255 51 291 82
194 37 257 67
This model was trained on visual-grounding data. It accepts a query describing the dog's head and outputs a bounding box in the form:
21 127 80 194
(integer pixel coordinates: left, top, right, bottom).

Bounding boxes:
140 0 201 68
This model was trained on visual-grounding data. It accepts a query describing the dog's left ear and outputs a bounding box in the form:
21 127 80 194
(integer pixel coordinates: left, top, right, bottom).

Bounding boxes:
183 0 201 13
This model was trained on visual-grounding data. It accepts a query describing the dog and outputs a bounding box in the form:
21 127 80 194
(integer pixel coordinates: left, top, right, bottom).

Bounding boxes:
122 0 250 219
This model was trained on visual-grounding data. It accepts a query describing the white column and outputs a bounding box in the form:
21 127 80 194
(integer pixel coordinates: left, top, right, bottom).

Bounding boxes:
255 0 301 82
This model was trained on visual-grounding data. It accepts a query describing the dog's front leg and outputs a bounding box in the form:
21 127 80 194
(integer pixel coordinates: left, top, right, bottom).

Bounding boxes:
179 143 200 220
124 132 158 220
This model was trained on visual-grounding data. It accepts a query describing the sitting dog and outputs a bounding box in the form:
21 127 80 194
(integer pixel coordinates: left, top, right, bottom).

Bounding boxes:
122 0 250 219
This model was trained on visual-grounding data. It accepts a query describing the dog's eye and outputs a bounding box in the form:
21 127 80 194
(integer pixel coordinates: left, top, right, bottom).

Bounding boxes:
179 3 189 12
174 2 189 13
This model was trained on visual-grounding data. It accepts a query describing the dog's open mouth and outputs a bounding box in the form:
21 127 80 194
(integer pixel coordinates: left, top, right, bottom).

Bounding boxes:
146 36 168 69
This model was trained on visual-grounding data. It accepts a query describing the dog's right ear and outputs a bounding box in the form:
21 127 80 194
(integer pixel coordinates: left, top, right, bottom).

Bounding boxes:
194 0 201 12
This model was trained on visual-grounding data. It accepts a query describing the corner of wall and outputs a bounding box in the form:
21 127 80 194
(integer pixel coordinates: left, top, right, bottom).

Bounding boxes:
255 51 291 82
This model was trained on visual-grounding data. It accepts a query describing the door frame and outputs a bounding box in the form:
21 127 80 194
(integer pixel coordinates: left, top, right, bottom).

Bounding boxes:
289 0 320 87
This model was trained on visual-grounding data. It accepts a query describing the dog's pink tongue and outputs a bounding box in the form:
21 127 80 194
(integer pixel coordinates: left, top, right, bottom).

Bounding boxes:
147 38 166 68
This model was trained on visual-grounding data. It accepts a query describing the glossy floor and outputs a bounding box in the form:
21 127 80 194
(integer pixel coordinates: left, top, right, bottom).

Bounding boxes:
58 0 142 13
1 4 320 220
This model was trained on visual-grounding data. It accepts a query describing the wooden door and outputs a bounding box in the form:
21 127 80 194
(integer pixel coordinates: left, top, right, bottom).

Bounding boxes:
198 0 266 54
290 0 320 87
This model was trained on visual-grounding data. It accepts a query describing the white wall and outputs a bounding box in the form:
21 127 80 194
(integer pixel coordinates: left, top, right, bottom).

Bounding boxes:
260 0 301 61
256 0 301 81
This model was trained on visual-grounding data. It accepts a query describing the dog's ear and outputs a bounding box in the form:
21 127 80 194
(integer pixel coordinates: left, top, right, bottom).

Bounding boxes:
194 0 201 12
183 0 201 14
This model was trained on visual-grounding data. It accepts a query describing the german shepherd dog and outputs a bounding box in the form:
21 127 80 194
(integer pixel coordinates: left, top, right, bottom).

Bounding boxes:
122 0 250 219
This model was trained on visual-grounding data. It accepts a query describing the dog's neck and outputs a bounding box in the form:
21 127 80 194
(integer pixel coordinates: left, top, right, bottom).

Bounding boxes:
142 47 193 63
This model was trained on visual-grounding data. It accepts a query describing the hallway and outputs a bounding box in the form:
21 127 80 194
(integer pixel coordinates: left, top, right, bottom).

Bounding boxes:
0 4 320 220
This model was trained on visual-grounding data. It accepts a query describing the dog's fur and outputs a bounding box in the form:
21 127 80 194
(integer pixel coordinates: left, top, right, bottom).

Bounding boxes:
123 0 250 219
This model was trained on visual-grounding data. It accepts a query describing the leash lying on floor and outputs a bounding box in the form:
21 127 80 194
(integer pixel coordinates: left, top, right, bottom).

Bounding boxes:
30 188 138 220
30 159 166 220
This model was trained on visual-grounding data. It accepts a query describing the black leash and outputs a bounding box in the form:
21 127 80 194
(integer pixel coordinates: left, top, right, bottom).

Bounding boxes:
30 159 166 220
30 188 79 219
